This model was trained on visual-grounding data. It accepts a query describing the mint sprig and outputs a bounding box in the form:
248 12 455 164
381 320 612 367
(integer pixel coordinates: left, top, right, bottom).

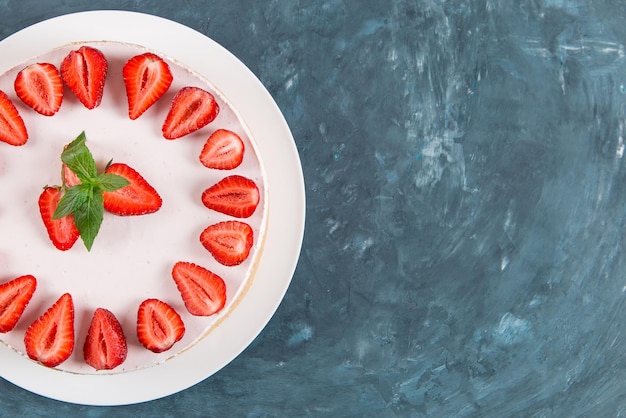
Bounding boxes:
52 132 130 251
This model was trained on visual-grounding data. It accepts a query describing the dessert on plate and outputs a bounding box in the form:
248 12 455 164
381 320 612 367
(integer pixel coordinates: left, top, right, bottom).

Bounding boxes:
0 41 267 374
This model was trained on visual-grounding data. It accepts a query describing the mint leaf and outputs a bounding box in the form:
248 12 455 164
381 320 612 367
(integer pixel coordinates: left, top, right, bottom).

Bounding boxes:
95 173 130 192
73 188 104 251
61 132 98 181
52 185 88 219
49 132 135 252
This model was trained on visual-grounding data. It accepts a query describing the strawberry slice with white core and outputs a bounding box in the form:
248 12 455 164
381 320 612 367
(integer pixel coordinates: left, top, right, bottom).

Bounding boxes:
137 299 185 353
60 46 108 109
123 52 173 120
201 175 260 218
200 220 254 266
162 86 219 139
199 129 245 170
172 262 226 316
24 293 74 368
102 163 162 216
0 275 37 333
14 62 63 116
0 90 28 146
83 308 128 370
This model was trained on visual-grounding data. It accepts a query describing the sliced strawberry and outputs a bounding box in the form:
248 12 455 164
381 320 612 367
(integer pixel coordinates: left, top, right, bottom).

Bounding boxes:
102 163 162 216
62 163 81 187
199 129 245 170
83 308 127 370
162 86 219 139
60 46 108 109
0 90 28 146
14 62 63 116
24 293 74 368
171 262 226 316
123 53 173 120
200 221 254 266
0 275 37 333
201 175 260 218
137 299 185 353
60 143 82 187
38 187 80 251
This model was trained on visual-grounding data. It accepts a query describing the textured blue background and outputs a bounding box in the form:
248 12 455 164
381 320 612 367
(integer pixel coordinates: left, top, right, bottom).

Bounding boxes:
2 1 626 416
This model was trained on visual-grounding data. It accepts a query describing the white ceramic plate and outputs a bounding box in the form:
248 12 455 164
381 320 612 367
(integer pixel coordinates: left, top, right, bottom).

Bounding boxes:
0 11 304 405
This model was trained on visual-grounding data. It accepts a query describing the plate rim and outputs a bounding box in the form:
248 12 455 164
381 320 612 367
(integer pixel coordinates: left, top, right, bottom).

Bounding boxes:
0 10 305 405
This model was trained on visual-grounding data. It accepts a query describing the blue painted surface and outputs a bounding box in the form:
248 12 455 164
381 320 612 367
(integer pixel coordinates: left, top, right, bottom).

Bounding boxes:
1 1 626 416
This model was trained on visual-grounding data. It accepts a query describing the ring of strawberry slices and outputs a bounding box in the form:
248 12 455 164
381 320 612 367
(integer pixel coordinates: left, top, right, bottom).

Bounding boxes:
0 45 263 371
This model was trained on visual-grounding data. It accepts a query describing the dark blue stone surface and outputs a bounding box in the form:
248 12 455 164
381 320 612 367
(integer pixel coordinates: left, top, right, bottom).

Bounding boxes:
2 1 626 416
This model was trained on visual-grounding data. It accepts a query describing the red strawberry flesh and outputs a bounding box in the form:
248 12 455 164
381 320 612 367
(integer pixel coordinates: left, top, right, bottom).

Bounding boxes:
137 299 185 353
103 163 162 216
62 162 81 187
0 275 37 333
61 46 107 109
162 86 219 139
200 221 254 266
83 308 127 370
38 187 80 251
199 129 245 170
172 262 226 316
201 175 260 218
14 62 63 116
0 90 28 146
60 143 82 187
24 293 74 368
123 53 173 120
